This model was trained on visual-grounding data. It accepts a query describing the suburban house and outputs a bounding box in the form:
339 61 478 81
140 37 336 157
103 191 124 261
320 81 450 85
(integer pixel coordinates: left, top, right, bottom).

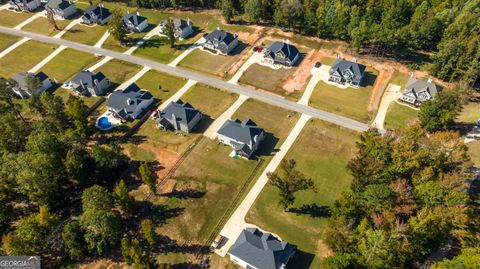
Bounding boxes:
65 70 110 96
203 28 239 55
154 99 202 133
11 71 52 98
159 18 193 40
106 83 153 121
82 5 112 25
328 58 366 87
262 41 300 67
228 228 296 269
400 76 438 105
9 0 41 11
45 0 76 19
122 11 148 33
217 118 265 159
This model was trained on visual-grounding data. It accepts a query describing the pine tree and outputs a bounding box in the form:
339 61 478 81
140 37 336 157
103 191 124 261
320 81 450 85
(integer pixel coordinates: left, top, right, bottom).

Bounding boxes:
139 162 156 194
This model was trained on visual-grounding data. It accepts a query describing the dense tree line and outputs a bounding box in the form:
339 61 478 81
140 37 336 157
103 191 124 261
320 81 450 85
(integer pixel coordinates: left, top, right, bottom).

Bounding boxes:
322 126 478 268
128 0 479 85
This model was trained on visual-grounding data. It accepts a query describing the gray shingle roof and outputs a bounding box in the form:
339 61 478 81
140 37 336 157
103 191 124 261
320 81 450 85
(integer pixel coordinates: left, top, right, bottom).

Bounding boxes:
205 29 236 45
45 0 73 10
70 70 106 87
12 71 48 89
159 99 200 126
218 118 264 146
329 58 366 84
404 77 438 101
122 12 147 27
229 228 296 269
106 83 153 117
264 41 299 62
172 18 190 30
83 5 111 21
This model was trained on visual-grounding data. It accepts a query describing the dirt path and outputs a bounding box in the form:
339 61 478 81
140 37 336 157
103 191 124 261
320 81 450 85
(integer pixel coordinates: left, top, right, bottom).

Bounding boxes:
368 69 393 112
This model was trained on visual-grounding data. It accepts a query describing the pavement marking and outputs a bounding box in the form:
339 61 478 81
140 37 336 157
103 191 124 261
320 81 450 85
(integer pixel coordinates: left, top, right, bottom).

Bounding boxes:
13 12 43 30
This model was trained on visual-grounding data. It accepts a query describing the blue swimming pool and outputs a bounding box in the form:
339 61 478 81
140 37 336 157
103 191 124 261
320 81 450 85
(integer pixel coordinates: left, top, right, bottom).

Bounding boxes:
97 117 112 130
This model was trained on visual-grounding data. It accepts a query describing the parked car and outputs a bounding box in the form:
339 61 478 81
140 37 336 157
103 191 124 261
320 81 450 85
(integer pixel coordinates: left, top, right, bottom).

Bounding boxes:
211 235 226 250
257 47 263 53
252 46 258 52
315 62 321 68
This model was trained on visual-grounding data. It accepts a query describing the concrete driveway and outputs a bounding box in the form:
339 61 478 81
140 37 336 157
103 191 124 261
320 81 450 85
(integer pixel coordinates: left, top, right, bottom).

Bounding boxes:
371 83 402 130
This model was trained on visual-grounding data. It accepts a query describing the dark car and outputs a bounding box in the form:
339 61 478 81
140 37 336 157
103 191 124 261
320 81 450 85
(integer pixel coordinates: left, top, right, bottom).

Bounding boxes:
252 46 258 52
315 62 321 68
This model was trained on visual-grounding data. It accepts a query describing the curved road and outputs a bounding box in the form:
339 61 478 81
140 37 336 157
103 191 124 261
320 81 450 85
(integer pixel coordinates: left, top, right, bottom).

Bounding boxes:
0 26 371 132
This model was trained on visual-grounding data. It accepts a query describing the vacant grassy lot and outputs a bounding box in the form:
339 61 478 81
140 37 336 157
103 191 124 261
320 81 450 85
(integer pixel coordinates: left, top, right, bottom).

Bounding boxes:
135 70 187 102
178 47 246 78
62 24 107 45
95 59 142 87
41 48 99 83
384 102 419 130
321 56 337 66
246 119 359 269
206 17 255 33
0 33 19 52
133 36 186 64
468 141 480 166
239 63 297 98
181 83 238 121
309 67 378 123
457 102 480 123
389 70 411 87
0 40 58 78
22 16 71 36
0 10 33 27
54 87 102 108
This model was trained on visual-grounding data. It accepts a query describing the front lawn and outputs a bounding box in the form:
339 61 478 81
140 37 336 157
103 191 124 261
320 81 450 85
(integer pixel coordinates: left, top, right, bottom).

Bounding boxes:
389 70 411 87
309 67 378 123
22 16 71 36
246 119 359 269
457 102 480 123
0 40 58 78
178 47 246 78
41 48 99 83
133 36 186 64
239 63 297 98
94 59 142 88
0 10 33 27
135 69 188 103
384 102 419 130
61 24 107 45
101 25 156 52
0 33 19 52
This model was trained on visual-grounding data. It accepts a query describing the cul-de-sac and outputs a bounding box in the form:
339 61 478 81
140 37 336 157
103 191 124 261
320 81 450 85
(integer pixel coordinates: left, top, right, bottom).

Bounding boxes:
0 0 479 268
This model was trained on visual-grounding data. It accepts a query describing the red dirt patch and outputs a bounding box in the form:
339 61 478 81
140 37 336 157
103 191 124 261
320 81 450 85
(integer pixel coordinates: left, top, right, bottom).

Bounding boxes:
368 69 393 112
138 143 180 180
283 50 322 93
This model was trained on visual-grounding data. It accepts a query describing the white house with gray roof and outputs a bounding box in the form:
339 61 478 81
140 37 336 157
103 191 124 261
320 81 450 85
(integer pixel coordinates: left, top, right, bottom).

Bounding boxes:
155 99 202 133
65 70 110 96
159 18 193 40
122 11 148 33
262 41 300 67
11 71 52 98
106 83 153 120
82 5 112 25
400 76 438 105
9 0 41 11
328 58 366 87
228 228 296 269
217 118 265 159
203 28 238 55
45 0 76 19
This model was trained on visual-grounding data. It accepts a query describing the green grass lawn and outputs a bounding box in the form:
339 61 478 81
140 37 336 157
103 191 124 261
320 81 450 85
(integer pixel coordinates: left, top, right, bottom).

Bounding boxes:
41 48 99 83
384 102 419 130
239 63 299 99
135 69 188 103
0 33 20 52
101 24 156 52
457 102 480 123
0 10 33 27
178 48 245 78
22 16 71 36
133 36 186 64
54 87 102 108
467 141 480 166
181 83 238 120
95 59 142 88
321 56 337 66
246 119 359 269
206 17 255 33
389 70 411 87
0 40 58 78
309 67 378 123
61 24 107 45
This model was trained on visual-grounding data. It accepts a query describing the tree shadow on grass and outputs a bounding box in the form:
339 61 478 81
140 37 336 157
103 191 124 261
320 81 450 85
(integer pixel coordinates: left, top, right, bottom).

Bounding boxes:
160 188 206 199
155 234 211 255
137 202 185 225
140 37 162 49
288 203 331 218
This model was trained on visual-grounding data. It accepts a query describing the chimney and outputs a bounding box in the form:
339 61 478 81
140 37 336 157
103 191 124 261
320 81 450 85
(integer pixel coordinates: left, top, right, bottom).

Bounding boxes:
127 10 130 14
136 11 140 16
187 18 191 25
427 77 433 83
352 57 356 63
217 26 220 30
410 73 414 78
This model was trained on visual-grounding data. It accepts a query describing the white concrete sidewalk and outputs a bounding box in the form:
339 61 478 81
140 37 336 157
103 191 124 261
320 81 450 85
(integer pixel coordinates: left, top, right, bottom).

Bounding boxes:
13 12 43 30
124 25 161 55
168 37 205 67
94 30 110 48
203 95 249 139
87 56 112 71
53 18 82 38
29 45 67 73
371 83 402 130
215 113 311 257
0 3 10 10
228 52 263 84
158 79 197 110
0 37 30 59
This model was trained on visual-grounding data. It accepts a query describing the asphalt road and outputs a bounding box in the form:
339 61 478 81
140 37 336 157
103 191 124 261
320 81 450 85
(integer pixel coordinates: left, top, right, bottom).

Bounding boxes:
0 26 372 133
